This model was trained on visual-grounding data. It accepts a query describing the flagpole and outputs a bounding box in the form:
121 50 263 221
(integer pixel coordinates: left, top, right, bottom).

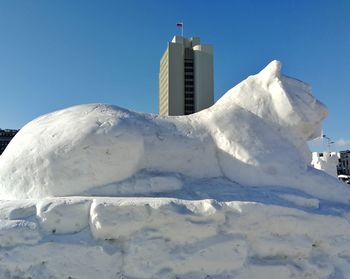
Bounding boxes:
176 22 184 37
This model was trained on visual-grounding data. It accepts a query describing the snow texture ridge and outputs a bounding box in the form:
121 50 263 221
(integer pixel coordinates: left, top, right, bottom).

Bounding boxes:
0 61 349 278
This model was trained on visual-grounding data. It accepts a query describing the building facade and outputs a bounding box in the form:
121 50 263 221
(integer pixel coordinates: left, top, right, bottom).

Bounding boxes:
0 129 18 155
159 36 214 116
337 150 350 175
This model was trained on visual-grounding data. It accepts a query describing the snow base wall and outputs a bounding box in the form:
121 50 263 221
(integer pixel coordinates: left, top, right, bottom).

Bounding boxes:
0 197 349 279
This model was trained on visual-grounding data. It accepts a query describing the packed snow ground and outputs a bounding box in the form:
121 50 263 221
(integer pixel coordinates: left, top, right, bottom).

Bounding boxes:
0 61 349 278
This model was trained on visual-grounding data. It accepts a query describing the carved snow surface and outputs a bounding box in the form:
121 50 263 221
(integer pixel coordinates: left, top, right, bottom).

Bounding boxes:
0 61 349 278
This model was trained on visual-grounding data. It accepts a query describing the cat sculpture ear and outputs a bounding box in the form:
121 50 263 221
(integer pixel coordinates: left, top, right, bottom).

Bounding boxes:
257 60 282 82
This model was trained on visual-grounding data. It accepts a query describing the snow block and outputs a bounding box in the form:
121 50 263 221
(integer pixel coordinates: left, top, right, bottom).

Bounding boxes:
0 243 124 279
0 220 40 247
90 198 224 242
0 200 36 220
37 198 91 234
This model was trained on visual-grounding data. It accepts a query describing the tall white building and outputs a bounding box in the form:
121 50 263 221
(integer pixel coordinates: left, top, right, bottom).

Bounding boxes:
159 36 214 116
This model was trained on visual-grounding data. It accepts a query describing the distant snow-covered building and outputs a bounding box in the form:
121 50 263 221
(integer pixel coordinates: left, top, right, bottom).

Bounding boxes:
311 152 339 177
312 150 350 178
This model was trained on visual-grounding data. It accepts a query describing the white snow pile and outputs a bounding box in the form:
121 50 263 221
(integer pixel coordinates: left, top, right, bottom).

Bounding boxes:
0 61 349 279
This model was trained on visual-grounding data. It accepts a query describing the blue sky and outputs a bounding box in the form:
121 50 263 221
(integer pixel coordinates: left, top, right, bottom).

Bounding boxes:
0 0 349 151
